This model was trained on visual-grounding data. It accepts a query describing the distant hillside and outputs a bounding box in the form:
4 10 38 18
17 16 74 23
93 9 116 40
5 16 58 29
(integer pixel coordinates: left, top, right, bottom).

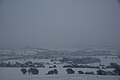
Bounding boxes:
0 47 119 60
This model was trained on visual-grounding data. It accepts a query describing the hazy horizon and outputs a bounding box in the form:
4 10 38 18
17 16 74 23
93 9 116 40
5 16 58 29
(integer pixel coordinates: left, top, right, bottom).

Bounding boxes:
0 0 120 48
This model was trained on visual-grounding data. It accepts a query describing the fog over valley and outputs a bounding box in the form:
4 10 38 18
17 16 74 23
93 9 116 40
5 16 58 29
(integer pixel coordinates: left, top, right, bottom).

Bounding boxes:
0 0 120 48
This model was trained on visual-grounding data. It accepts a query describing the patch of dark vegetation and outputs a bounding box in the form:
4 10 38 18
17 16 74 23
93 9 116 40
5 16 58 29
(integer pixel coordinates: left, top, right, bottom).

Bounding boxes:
49 65 57 68
28 68 39 75
21 68 27 74
97 69 107 75
21 68 39 75
0 61 45 68
66 68 75 74
78 71 84 74
85 71 95 75
47 69 58 75
63 64 100 69
96 63 120 76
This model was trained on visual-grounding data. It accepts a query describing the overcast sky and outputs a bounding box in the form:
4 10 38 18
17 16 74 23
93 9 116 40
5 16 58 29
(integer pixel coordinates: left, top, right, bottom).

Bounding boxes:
0 0 120 48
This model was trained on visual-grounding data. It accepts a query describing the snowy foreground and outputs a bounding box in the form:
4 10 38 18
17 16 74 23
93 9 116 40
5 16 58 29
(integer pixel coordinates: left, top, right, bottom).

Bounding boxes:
0 47 120 80
0 68 120 80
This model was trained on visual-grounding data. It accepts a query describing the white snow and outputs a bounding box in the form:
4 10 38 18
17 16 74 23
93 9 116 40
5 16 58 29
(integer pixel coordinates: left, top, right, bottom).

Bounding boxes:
0 68 120 80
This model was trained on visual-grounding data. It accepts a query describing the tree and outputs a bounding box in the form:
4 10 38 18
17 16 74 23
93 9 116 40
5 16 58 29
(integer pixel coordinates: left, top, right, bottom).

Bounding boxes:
47 69 58 75
53 65 57 68
21 68 27 74
49 65 57 68
109 63 120 75
110 63 119 68
113 67 120 75
78 71 84 74
85 71 95 75
47 70 54 75
54 69 58 74
28 68 39 75
66 68 75 74
32 68 39 75
97 69 106 75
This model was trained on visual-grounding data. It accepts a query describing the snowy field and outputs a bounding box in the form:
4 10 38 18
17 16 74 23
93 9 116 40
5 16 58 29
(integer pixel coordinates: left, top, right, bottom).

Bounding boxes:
0 48 120 80
86 56 120 66
0 68 120 80
0 56 120 80
3 55 120 66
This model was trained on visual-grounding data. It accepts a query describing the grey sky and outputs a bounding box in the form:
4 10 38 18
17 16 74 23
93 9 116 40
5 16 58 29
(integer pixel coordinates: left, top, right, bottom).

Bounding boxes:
0 0 120 48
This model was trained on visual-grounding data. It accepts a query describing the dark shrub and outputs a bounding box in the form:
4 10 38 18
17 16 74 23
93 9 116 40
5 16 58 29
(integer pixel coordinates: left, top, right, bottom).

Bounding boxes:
28 68 39 75
78 71 84 74
85 71 95 75
21 68 27 74
49 65 57 68
109 63 120 75
29 64 35 67
63 64 100 69
54 69 58 74
49 66 53 68
66 68 75 74
32 68 39 75
97 69 106 75
118 55 120 59
113 68 120 75
47 69 58 75
0 62 7 67
110 63 119 68
47 70 54 75
53 65 57 68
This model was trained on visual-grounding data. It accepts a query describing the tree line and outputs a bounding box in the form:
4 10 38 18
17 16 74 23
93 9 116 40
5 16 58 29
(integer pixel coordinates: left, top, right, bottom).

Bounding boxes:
21 63 120 76
0 61 45 68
